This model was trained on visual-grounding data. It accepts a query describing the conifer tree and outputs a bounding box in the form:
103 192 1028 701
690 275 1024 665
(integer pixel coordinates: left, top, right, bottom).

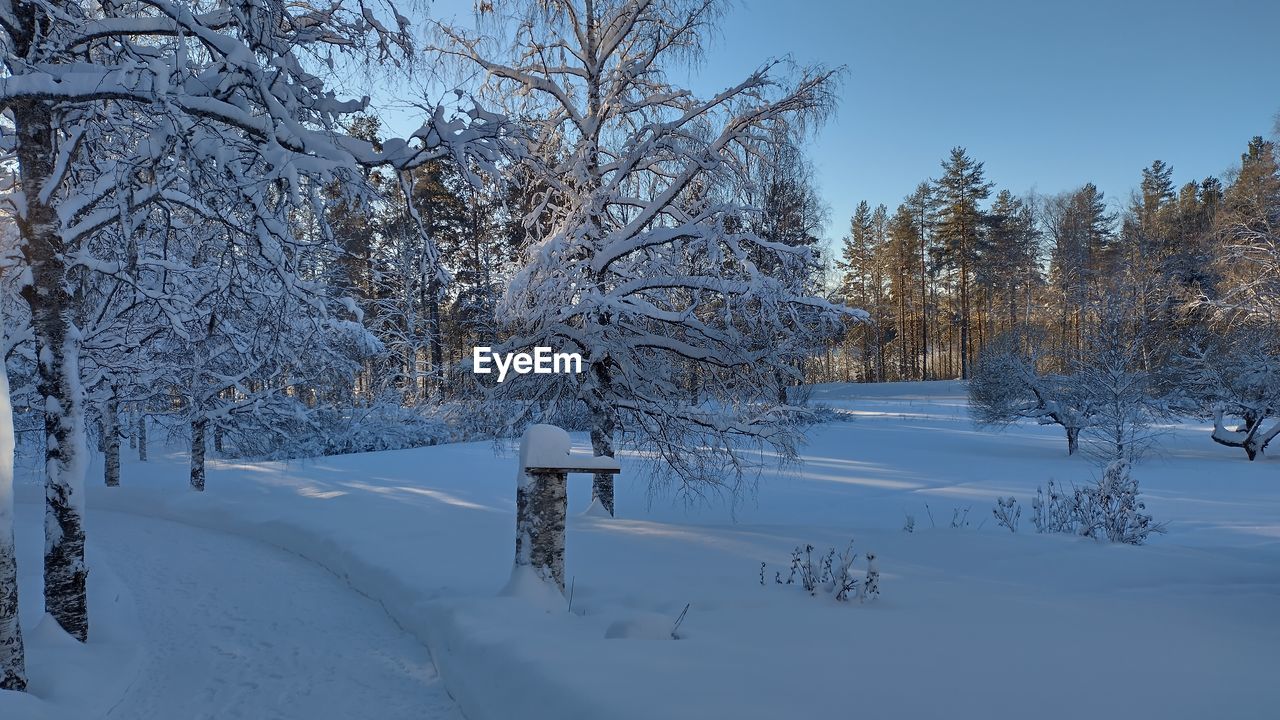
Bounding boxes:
933 148 992 378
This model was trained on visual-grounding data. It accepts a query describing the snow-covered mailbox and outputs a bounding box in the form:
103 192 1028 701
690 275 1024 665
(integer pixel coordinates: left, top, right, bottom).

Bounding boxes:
514 424 620 593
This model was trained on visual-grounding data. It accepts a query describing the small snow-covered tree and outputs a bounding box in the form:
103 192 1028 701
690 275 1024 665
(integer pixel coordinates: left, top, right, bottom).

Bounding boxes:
438 0 852 512
969 329 1092 455
972 305 1166 462
0 0 501 641
1074 310 1167 463
1181 330 1280 461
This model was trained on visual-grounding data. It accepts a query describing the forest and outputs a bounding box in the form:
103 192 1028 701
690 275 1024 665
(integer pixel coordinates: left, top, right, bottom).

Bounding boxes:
0 0 1276 716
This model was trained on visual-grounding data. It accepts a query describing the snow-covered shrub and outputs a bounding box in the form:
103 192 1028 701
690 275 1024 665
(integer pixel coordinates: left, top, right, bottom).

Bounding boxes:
306 404 453 457
1028 462 1165 545
763 541 878 603
992 496 1021 532
861 553 879 602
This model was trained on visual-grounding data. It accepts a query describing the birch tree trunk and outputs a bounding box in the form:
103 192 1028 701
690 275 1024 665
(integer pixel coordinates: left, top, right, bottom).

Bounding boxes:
14 96 90 643
137 413 147 462
0 317 28 691
190 418 207 491
104 390 120 487
588 362 616 517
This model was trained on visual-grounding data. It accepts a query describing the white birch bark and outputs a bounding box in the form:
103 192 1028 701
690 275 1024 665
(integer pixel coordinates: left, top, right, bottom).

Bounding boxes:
0 307 28 691
103 388 120 487
514 469 568 592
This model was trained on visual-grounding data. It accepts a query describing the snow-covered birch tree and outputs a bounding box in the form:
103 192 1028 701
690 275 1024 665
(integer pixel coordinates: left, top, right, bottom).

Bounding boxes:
0 0 501 642
438 0 852 512
0 303 24 691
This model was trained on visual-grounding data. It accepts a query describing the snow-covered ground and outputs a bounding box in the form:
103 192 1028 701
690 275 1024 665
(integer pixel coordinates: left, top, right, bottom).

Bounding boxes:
3 381 1278 719
7 510 461 720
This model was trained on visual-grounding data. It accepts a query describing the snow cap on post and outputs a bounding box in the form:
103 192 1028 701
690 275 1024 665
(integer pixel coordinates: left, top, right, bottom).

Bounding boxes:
518 424 621 476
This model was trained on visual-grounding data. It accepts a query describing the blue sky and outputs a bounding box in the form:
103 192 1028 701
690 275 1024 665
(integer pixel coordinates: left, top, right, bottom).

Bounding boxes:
399 0 1280 245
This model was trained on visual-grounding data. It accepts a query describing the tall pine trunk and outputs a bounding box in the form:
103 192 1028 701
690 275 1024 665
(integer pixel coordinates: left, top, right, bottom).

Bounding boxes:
427 283 443 398
0 318 28 691
14 97 90 643
960 256 971 380
919 230 929 380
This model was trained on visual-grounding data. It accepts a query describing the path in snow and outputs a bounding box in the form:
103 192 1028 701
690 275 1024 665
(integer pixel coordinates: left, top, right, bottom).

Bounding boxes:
92 511 461 720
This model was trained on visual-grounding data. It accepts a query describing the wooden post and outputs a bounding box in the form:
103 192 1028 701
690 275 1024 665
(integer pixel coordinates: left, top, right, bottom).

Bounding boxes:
514 468 568 591
512 424 621 596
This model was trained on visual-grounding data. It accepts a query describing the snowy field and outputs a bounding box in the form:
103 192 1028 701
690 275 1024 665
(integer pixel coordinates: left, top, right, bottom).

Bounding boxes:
3 381 1278 719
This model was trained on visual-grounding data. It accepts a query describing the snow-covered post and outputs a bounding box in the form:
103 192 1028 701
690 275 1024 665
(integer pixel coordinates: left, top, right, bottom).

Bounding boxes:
0 310 27 691
514 425 620 593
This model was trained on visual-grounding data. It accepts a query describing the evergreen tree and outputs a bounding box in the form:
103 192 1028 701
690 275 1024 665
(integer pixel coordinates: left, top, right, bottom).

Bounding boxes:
1046 183 1115 360
904 182 939 379
933 148 993 379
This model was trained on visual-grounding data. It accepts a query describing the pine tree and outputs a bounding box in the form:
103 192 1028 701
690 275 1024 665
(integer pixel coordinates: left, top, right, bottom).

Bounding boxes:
934 148 993 379
904 182 939 379
886 204 923 379
1046 184 1115 360
840 202 879 380
982 190 1041 337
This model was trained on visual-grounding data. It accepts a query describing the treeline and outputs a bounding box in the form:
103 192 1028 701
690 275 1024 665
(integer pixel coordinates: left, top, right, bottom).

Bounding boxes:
813 137 1280 385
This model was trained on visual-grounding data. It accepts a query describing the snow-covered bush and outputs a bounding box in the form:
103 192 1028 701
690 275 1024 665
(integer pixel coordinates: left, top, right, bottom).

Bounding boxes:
762 542 879 603
306 404 453 457
992 496 1021 532
1027 462 1165 545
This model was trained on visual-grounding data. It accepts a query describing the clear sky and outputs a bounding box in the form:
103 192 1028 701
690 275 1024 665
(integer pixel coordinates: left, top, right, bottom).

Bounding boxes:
396 0 1280 246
